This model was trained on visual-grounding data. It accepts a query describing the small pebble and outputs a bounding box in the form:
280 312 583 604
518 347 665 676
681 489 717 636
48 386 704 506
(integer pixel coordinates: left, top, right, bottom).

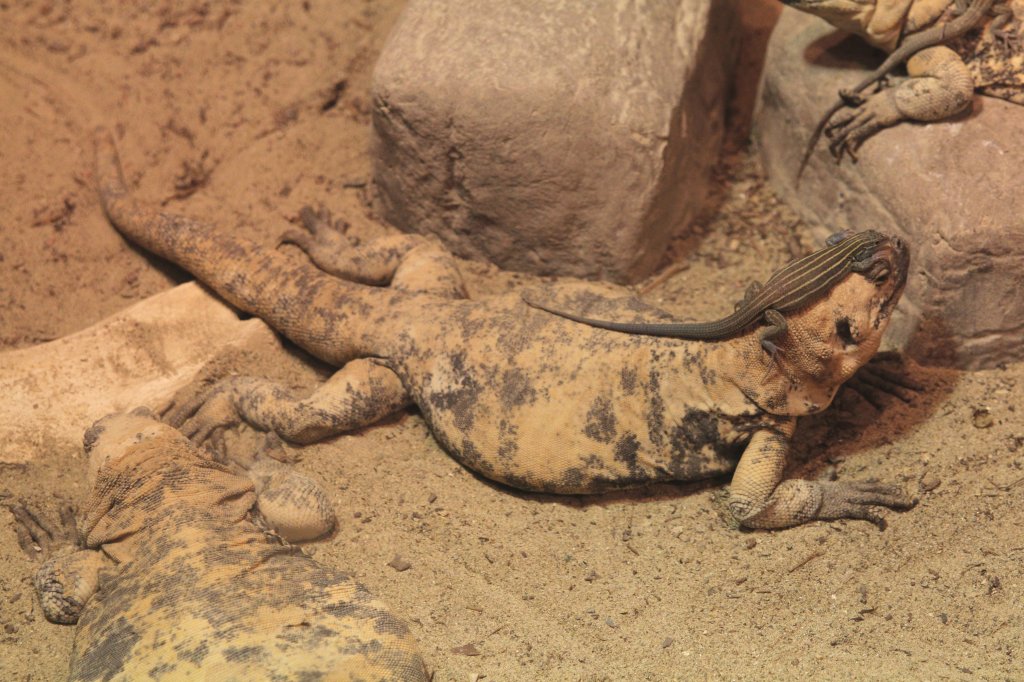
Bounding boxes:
388 555 412 572
919 473 941 492
451 642 481 656
661 637 674 649
972 407 994 429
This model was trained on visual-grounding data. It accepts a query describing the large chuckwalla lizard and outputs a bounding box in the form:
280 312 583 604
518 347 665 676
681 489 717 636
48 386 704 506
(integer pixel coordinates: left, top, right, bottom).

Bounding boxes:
35 409 428 681
95 127 913 530
787 0 1024 174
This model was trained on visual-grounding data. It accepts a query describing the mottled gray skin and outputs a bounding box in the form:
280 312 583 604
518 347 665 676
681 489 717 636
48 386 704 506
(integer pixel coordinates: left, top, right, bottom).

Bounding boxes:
95 128 914 529
35 411 428 681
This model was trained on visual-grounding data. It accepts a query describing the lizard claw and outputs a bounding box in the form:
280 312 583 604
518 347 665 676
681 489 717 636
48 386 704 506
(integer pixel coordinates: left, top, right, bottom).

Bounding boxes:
180 387 241 443
279 205 355 261
161 378 243 448
843 351 923 410
816 480 917 529
838 88 867 107
824 89 902 162
6 500 77 557
298 205 339 235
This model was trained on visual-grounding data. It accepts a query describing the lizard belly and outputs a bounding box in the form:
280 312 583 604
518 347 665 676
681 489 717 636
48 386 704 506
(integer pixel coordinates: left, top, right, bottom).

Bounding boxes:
405 341 754 494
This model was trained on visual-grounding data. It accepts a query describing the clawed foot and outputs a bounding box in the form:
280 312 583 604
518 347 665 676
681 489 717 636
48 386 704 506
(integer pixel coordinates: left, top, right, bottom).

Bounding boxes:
816 480 916 529
990 4 1024 50
6 500 77 557
824 89 902 163
844 351 924 410
278 205 355 259
159 377 245 453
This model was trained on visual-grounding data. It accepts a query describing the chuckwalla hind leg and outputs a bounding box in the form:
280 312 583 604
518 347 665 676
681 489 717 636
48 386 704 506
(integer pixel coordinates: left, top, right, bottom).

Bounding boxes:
164 357 411 446
167 208 469 447
281 205 467 298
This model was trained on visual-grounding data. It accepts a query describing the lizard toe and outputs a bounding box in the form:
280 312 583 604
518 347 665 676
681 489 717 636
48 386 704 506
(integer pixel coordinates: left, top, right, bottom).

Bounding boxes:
276 229 314 251
816 480 916 527
160 385 213 427
844 352 924 409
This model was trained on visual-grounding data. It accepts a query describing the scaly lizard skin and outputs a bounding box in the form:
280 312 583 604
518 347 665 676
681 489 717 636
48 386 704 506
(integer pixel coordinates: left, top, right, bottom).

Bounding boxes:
95 128 913 530
35 410 428 681
784 0 1024 163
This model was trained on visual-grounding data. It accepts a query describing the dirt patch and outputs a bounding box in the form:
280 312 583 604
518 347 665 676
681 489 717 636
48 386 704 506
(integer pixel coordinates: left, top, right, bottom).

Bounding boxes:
1 1 1021 679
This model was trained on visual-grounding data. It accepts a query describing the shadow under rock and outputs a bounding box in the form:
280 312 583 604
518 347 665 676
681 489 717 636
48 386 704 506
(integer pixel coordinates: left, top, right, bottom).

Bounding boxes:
790 356 960 489
803 29 887 71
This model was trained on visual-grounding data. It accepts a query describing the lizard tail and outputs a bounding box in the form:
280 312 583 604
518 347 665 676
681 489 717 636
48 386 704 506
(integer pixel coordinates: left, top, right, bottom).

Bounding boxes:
93 127 384 365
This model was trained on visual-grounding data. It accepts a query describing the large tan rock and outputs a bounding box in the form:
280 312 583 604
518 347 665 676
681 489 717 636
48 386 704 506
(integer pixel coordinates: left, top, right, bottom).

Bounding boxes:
372 0 738 283
0 283 275 463
755 8 1024 369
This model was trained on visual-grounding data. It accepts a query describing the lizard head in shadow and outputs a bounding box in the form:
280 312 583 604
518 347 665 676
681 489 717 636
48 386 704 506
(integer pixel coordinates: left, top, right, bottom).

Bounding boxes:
724 233 909 417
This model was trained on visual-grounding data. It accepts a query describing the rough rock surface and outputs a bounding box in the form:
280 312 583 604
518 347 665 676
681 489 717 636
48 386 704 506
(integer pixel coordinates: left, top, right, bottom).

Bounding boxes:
755 7 1024 369
372 0 738 283
0 283 274 464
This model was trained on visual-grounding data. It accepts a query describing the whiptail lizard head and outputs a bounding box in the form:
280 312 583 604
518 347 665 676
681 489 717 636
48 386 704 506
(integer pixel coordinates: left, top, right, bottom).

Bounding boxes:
730 232 909 416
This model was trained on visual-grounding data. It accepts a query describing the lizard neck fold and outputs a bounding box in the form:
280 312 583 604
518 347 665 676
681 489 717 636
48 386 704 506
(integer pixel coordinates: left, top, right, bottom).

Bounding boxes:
714 335 843 417
81 442 256 563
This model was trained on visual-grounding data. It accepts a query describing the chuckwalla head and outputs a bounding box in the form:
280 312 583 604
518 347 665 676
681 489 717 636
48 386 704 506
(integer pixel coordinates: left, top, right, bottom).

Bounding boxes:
730 230 910 416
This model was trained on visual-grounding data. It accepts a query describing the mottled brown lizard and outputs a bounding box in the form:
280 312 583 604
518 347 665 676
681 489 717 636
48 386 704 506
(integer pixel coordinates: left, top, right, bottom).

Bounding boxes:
786 0 1024 170
35 410 427 681
95 128 914 530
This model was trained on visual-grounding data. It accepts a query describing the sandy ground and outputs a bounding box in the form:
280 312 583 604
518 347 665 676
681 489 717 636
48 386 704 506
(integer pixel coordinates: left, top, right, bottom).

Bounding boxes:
1 2 1022 680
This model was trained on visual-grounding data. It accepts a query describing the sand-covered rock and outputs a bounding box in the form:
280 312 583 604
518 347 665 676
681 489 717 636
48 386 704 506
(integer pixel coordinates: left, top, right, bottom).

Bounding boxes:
0 283 273 464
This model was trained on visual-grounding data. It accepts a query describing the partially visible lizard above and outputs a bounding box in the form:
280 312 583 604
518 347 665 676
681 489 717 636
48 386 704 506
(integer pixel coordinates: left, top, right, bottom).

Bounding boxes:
36 409 428 681
96 128 914 530
785 0 1024 172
